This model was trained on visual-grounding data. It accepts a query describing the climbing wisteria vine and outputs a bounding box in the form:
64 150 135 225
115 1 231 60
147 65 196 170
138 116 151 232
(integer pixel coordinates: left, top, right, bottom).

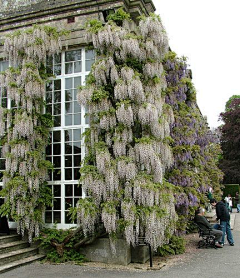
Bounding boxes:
0 25 65 241
163 52 223 232
75 11 177 251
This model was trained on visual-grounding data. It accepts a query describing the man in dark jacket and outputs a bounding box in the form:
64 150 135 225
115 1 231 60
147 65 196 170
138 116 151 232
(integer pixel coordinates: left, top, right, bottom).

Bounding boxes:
210 198 234 246
194 207 223 248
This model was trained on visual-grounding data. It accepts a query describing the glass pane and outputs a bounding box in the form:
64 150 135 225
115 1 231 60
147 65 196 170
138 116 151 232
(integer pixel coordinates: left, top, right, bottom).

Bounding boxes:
0 160 5 170
53 131 61 142
65 78 72 89
74 114 81 125
65 115 72 126
74 168 80 180
53 169 61 180
65 130 72 142
74 155 81 167
65 184 73 196
74 101 81 113
65 102 73 114
65 199 72 210
65 89 73 102
46 105 52 114
53 144 61 155
86 50 94 60
54 79 61 90
45 212 52 223
65 63 73 74
53 104 61 115
54 198 61 210
46 92 52 102
65 50 81 62
65 169 72 180
53 212 61 223
74 61 82 73
55 53 61 64
54 185 61 197
74 198 80 207
53 157 61 168
73 142 81 154
65 143 72 154
74 77 81 88
54 116 61 127
86 60 94 71
74 184 82 196
65 156 72 167
65 212 72 224
73 129 81 141
54 91 61 103
46 145 52 155
54 65 61 75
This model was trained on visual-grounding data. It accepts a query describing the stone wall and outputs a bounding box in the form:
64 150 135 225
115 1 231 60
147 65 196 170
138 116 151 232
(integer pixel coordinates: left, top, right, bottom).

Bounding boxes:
0 0 155 58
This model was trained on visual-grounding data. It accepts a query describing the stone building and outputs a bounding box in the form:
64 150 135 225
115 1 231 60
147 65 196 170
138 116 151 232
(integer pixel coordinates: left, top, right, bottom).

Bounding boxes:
0 0 156 229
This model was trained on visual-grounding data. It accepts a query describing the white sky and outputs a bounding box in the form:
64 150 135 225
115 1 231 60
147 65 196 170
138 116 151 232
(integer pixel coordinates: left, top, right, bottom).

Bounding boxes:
154 0 240 128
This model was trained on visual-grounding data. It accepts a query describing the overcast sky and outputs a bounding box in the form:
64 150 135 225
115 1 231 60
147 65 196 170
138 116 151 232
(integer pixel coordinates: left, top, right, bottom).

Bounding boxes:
154 0 240 128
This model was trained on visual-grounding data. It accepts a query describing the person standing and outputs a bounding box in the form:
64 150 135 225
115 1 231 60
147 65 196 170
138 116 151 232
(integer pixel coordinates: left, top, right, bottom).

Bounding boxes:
210 198 234 246
235 192 240 213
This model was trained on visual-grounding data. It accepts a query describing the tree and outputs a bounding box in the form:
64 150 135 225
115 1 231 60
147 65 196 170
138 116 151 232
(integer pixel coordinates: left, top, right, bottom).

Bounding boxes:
219 96 240 184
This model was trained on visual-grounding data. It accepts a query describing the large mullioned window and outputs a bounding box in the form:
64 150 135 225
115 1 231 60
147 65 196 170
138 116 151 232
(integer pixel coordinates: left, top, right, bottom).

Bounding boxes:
45 49 94 228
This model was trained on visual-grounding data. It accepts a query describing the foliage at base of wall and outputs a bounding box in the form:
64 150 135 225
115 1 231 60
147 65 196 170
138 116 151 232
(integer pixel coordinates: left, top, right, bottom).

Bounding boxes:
156 235 185 257
37 227 86 263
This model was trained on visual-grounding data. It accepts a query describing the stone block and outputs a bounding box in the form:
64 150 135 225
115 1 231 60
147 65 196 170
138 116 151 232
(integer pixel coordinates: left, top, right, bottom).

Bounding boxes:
131 245 150 264
80 238 131 266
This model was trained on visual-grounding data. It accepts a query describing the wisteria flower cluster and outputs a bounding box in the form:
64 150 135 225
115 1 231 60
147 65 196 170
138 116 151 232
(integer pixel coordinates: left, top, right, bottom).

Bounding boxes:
0 25 65 242
76 12 177 251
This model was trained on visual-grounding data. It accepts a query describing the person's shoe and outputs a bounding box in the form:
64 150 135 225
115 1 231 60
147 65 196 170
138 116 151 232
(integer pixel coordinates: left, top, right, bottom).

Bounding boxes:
215 242 223 248
230 243 234 246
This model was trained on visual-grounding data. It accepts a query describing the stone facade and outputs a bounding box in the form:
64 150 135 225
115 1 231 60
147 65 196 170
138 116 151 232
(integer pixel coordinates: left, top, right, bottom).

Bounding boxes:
0 0 155 58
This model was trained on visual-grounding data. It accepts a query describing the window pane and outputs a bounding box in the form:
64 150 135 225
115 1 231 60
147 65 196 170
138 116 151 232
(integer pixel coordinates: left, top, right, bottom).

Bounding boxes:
74 184 82 196
65 115 72 126
54 185 61 197
66 50 81 62
65 63 73 74
65 78 72 89
74 168 80 180
74 77 81 87
54 80 61 91
74 155 81 167
73 142 81 154
53 169 61 180
46 145 52 156
53 157 61 168
65 184 73 196
65 156 72 167
65 102 73 114
53 212 61 223
86 60 94 71
65 212 72 224
45 212 52 223
65 143 72 154
65 130 72 142
53 144 61 155
73 129 81 141
53 104 61 115
54 116 61 127
74 61 82 73
65 90 73 102
74 101 81 113
54 198 61 210
65 169 72 180
53 131 61 142
74 114 81 125
86 50 95 60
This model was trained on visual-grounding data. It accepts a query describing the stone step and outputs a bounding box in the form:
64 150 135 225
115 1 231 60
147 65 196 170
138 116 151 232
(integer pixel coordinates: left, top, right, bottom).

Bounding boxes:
0 247 38 266
0 240 29 254
0 234 22 245
0 254 45 274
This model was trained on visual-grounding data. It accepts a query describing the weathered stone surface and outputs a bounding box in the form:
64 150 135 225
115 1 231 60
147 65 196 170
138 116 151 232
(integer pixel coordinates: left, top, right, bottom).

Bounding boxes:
131 245 150 264
80 238 131 266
